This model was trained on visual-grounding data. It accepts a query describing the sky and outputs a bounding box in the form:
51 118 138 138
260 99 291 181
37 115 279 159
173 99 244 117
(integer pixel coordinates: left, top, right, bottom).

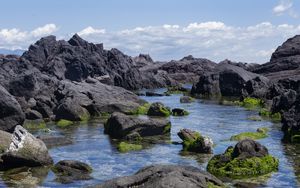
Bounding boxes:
0 0 299 63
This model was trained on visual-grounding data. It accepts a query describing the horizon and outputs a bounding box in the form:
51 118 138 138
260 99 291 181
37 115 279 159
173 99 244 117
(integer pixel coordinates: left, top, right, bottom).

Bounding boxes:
1 0 300 63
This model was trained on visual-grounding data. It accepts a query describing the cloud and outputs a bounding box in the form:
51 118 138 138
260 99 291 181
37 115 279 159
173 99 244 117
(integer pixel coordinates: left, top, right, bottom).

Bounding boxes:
0 24 58 50
79 21 300 63
1 22 300 63
78 26 106 36
273 0 298 17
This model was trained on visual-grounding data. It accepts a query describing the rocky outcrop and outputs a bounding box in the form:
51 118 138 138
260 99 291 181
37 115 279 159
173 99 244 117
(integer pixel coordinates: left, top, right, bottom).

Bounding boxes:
95 164 223 188
104 112 171 139
0 125 53 169
0 130 12 154
52 160 93 183
207 139 278 178
252 35 300 79
0 85 25 132
147 102 171 117
191 60 270 99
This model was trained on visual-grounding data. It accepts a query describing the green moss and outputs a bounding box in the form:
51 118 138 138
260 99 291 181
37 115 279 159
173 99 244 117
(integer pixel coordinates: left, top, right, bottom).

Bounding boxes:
181 132 204 151
23 120 47 130
158 106 171 117
259 108 282 122
230 130 268 141
219 100 242 106
56 119 74 128
207 182 222 188
164 86 188 95
117 142 143 152
79 112 90 122
163 122 172 134
207 148 279 179
241 97 264 109
127 103 151 115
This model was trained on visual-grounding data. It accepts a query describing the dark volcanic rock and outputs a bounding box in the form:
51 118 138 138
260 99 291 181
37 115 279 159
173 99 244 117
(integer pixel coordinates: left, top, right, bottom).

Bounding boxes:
104 112 171 139
147 102 171 117
0 85 25 132
232 139 268 159
52 160 92 184
191 60 270 99
95 164 223 188
251 35 300 81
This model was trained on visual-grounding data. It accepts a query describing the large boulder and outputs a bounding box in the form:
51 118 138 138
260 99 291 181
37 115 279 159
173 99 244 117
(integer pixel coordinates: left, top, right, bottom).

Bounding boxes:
0 85 25 132
0 125 53 169
95 165 223 188
191 60 269 99
0 130 12 154
207 139 278 178
104 112 171 139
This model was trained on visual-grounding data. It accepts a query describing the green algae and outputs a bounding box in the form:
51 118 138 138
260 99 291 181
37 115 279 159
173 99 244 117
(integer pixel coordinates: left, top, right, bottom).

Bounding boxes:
56 119 74 128
117 142 143 152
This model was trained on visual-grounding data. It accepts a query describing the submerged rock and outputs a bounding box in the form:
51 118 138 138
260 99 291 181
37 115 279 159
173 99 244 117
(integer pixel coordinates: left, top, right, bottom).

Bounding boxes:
207 139 278 179
179 96 195 103
147 102 171 117
52 160 92 184
0 125 53 169
104 112 171 139
172 108 189 116
177 129 213 153
95 164 223 188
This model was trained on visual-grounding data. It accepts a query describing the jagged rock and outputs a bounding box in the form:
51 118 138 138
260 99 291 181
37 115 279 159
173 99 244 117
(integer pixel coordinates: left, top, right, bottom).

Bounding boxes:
177 129 213 153
0 85 25 132
191 60 269 98
52 160 92 184
147 102 171 117
25 109 43 120
231 139 268 159
0 125 53 169
104 112 171 139
95 165 223 188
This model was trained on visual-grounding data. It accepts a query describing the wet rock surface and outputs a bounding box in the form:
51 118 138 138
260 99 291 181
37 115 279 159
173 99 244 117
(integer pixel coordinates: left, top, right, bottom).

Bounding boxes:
95 164 223 188
52 160 92 184
104 112 171 139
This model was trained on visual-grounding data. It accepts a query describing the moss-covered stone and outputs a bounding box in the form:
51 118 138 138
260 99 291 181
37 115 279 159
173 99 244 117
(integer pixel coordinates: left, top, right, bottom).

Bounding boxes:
230 128 268 141
259 108 282 122
291 135 300 143
56 119 74 128
163 122 172 134
117 142 143 152
127 103 151 115
180 96 195 103
207 147 279 179
147 102 171 117
247 116 262 121
23 120 47 130
172 108 190 116
241 97 264 109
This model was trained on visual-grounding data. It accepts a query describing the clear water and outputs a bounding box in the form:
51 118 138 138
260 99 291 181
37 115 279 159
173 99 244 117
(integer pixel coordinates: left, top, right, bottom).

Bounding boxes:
1 88 300 187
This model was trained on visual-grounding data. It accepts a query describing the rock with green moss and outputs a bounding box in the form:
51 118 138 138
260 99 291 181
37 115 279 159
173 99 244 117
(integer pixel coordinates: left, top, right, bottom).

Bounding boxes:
147 102 171 117
127 103 151 115
180 96 195 103
164 86 189 95
105 112 171 139
172 108 189 116
247 116 262 121
230 128 268 141
177 129 213 153
207 139 279 179
52 160 92 183
117 142 143 152
56 119 74 128
241 97 264 109
259 108 282 122
23 119 47 130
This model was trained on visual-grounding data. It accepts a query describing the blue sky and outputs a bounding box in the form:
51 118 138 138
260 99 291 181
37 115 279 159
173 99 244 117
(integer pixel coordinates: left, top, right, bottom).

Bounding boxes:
0 0 300 63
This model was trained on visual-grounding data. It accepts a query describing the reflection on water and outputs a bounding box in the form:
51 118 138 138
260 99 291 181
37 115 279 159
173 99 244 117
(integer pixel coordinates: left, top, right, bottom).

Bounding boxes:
0 88 300 187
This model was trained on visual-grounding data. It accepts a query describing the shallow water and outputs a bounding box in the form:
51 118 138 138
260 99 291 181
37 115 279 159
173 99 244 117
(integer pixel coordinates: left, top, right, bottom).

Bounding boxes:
1 88 300 187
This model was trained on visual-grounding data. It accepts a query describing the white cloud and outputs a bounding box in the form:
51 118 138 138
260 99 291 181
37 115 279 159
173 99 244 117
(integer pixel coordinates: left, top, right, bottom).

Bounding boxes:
31 24 58 37
78 26 106 36
273 0 298 17
0 24 58 50
273 0 293 14
183 22 229 32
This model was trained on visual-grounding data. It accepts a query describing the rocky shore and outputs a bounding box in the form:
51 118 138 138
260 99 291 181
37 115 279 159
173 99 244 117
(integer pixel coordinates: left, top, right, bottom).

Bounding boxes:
0 34 299 187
